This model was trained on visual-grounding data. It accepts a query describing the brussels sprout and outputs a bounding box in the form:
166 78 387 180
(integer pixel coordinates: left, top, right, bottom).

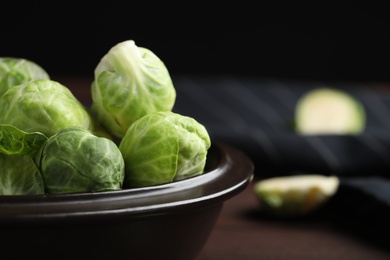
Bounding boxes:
295 87 366 134
119 111 211 188
0 57 49 96
254 174 339 217
0 154 45 195
0 79 95 137
91 40 176 138
35 127 125 194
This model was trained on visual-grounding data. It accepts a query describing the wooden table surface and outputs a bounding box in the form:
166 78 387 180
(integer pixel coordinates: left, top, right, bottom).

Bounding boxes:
58 76 390 260
196 176 390 260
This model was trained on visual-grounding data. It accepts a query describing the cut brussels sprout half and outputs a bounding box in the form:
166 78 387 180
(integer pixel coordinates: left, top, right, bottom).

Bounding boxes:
295 88 366 134
254 174 340 217
119 111 211 188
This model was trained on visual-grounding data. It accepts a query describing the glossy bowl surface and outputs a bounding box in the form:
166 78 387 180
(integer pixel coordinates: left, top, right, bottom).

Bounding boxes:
0 141 254 260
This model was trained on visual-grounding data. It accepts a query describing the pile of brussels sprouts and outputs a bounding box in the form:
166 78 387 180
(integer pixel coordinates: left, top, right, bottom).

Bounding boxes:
0 40 211 195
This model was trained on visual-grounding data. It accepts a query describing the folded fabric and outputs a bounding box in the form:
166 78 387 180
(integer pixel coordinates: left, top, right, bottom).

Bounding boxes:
172 75 390 175
172 75 390 218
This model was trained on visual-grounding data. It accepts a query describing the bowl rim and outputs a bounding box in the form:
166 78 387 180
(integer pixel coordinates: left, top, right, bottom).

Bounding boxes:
0 141 254 224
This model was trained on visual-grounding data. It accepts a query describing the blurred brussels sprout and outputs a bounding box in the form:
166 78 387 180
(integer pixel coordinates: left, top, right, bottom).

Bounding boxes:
295 87 366 134
0 79 95 137
35 127 125 194
254 174 340 217
91 40 176 138
0 154 45 195
0 57 49 96
119 111 211 188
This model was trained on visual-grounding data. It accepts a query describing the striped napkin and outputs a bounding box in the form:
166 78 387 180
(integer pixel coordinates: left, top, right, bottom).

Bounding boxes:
172 75 390 221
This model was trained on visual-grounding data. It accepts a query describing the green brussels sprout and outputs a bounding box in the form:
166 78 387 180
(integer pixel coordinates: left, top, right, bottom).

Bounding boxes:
0 124 46 195
0 79 95 137
254 174 339 217
35 127 125 194
295 87 366 134
91 40 176 138
0 57 49 96
0 154 45 195
119 111 211 188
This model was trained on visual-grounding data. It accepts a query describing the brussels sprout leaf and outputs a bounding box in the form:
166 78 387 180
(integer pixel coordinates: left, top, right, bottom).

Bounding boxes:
0 124 48 156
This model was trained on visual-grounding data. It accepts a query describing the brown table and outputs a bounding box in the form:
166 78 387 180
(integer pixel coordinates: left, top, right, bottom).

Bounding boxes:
196 176 390 260
58 76 390 260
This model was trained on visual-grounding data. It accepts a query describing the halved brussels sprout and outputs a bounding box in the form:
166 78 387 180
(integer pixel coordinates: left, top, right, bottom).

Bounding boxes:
0 79 95 137
35 127 125 194
295 87 366 134
91 40 176 138
0 57 49 96
254 174 340 217
119 111 211 188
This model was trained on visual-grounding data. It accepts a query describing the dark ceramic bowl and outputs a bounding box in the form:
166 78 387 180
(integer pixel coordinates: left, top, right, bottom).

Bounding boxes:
0 141 253 260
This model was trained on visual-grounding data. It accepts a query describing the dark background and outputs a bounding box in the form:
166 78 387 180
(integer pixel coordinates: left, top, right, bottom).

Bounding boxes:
2 2 390 83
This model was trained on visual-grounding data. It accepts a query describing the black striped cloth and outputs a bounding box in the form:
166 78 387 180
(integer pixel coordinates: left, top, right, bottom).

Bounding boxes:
172 75 390 222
